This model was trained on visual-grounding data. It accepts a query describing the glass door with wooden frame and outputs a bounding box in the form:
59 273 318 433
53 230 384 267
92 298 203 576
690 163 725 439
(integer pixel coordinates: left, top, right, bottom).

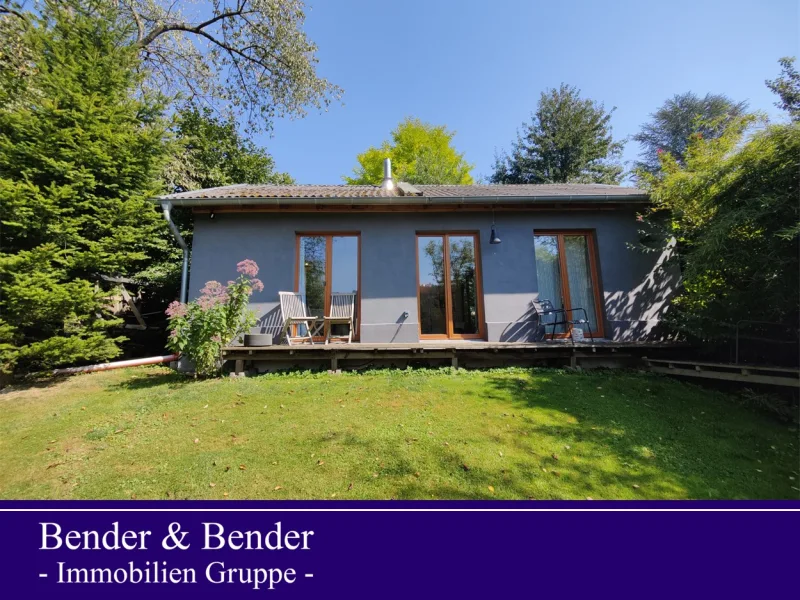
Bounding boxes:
417 233 483 339
533 231 603 337
296 234 360 340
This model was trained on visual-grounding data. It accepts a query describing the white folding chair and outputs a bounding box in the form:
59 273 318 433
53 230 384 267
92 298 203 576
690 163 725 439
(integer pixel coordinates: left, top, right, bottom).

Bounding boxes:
279 292 321 345
324 292 356 344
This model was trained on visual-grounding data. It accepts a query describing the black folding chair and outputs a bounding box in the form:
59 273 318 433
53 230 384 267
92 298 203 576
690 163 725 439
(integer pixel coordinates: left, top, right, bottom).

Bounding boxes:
536 299 594 342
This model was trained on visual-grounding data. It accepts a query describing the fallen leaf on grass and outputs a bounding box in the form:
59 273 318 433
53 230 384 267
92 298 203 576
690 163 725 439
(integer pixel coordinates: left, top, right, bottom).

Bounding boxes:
223 492 229 498
209 483 216 488
273 485 283 491
239 464 246 470
193 438 199 444
114 429 123 434
461 464 470 472
372 473 379 478
632 484 640 489
317 460 325 466
348 483 353 491
488 486 495 493
499 451 503 457
552 453 559 461
414 472 420 478
46 462 64 470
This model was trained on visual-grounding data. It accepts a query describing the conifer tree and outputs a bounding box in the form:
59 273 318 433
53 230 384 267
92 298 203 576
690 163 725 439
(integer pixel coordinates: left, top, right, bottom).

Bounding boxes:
0 3 169 373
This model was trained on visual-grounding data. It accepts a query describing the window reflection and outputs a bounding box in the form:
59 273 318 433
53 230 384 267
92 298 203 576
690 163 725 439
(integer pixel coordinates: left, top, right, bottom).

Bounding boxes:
418 236 446 335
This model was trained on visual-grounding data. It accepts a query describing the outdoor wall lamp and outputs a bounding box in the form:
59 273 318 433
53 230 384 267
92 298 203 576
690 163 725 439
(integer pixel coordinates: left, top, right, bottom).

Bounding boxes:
489 208 501 244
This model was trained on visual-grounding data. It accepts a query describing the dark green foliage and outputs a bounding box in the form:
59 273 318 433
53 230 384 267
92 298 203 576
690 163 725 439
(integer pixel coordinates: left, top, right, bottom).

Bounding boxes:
0 4 170 373
766 57 800 122
639 117 800 342
164 106 294 193
143 105 295 303
491 84 624 184
633 92 748 175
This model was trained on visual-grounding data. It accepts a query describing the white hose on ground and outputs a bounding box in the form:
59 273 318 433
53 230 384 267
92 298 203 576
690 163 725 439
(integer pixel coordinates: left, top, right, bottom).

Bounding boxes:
52 354 179 376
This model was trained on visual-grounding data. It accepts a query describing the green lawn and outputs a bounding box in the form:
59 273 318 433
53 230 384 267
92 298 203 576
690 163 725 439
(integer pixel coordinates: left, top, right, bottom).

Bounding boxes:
0 366 797 500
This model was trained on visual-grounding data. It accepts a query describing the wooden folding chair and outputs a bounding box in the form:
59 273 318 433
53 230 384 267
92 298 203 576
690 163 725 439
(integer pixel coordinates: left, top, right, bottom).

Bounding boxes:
279 292 321 345
324 292 356 344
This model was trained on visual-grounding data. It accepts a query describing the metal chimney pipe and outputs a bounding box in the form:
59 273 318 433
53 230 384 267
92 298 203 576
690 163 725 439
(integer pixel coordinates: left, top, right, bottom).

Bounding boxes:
380 158 395 191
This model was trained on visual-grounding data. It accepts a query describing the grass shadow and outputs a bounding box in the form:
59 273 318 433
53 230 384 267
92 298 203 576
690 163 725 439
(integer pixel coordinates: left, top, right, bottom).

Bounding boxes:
483 368 797 499
110 371 194 391
0 375 72 397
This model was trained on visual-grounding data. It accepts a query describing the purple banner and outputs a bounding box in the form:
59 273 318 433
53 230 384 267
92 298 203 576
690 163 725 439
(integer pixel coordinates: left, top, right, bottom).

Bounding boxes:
1 501 797 598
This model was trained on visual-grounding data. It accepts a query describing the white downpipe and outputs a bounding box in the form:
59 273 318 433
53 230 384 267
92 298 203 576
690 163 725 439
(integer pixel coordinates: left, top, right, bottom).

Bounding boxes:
52 354 179 376
161 201 189 303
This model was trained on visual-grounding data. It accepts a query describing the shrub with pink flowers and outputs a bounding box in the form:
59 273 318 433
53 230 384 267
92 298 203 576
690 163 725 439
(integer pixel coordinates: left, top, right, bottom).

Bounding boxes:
165 259 264 376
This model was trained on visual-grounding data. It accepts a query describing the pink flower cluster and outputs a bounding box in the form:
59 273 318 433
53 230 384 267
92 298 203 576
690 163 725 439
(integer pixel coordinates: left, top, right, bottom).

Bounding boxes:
198 280 229 309
236 259 263 293
237 259 259 278
165 300 187 318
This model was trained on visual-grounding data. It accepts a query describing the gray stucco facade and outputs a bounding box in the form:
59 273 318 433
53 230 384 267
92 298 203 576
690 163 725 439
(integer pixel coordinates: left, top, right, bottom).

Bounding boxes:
188 209 677 343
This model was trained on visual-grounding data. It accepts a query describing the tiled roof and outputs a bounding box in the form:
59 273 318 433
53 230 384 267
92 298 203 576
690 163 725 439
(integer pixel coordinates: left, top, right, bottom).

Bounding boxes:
415 184 646 198
161 183 400 199
159 182 647 202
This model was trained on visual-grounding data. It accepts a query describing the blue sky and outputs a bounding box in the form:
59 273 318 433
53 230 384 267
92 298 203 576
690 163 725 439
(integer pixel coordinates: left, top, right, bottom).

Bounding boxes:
261 0 798 184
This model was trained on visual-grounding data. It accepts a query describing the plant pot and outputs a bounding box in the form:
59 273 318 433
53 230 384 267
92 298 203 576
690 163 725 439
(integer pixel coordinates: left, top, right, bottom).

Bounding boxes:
244 334 273 347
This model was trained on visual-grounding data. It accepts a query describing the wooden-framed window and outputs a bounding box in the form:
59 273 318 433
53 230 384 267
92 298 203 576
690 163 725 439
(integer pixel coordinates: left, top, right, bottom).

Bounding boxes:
533 230 604 337
416 232 484 340
295 233 360 340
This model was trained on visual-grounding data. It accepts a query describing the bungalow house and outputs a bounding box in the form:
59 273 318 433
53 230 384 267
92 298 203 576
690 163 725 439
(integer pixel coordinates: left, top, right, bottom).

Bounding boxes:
158 160 677 357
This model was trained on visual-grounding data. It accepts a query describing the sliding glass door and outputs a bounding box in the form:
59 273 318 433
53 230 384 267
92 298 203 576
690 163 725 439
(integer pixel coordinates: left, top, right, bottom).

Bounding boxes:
297 234 360 339
417 233 483 339
533 231 603 336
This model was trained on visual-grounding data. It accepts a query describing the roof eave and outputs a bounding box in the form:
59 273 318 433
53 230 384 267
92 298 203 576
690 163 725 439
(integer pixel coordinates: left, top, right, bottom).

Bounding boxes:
154 194 650 207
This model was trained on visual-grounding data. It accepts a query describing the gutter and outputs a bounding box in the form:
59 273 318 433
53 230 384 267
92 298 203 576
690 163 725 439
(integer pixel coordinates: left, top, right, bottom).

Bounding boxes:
157 194 650 208
160 201 189 303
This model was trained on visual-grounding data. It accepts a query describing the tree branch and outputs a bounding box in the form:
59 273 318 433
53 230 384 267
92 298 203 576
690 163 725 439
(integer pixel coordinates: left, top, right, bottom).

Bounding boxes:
0 3 28 21
137 7 254 48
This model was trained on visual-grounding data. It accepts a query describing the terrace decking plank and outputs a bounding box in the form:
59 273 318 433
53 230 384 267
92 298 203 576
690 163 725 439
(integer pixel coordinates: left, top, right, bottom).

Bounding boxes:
644 358 799 374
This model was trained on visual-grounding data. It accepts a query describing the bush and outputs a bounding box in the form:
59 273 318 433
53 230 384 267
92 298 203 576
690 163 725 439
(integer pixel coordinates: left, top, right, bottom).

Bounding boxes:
166 260 263 376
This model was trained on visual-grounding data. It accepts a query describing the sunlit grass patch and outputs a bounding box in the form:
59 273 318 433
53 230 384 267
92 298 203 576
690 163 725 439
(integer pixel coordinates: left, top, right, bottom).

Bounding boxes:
0 366 796 500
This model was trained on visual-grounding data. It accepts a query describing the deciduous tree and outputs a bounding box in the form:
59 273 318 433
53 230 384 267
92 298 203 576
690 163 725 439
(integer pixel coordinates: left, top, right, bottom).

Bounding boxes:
638 115 799 341
345 117 474 185
633 92 748 175
766 57 800 122
1 0 342 133
165 105 293 193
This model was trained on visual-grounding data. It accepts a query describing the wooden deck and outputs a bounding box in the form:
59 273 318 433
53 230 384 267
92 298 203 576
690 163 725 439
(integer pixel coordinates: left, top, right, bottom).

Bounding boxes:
644 358 800 388
222 340 682 372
